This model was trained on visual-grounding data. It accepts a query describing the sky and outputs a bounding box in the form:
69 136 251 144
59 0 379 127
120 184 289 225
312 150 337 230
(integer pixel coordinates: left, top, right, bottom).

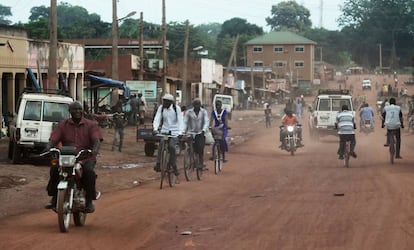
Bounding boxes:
6 0 343 31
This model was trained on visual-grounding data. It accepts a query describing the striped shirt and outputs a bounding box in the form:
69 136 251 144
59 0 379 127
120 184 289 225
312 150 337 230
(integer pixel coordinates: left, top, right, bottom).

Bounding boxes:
336 110 355 134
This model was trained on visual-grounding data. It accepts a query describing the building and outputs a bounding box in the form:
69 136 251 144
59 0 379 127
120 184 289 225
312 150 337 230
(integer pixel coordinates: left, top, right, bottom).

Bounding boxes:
244 31 317 96
0 24 84 125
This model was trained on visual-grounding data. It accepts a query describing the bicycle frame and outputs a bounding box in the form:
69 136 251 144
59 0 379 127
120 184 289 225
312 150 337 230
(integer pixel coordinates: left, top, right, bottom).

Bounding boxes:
157 134 177 189
388 130 397 164
183 132 203 181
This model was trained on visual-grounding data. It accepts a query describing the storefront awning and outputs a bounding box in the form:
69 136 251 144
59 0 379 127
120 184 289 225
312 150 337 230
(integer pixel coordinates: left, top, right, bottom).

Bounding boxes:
87 75 130 97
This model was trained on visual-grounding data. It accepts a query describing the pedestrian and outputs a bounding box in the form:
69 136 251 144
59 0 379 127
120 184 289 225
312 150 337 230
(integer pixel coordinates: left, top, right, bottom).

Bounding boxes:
264 104 272 128
128 94 139 126
112 106 127 152
295 99 302 119
138 93 147 125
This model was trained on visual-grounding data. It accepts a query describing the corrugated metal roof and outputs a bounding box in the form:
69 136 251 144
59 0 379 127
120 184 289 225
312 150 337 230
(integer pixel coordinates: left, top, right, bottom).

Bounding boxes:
245 31 317 45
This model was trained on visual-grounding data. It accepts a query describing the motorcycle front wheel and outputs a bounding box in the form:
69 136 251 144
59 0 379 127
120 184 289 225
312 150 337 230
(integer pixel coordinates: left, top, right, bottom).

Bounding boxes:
57 189 72 233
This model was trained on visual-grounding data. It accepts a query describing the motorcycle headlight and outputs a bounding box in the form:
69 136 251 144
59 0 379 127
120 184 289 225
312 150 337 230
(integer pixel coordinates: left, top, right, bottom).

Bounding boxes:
59 155 76 167
287 126 294 132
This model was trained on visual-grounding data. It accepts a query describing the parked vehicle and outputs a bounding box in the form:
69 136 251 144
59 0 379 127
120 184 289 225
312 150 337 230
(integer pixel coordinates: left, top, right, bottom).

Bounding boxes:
8 92 73 163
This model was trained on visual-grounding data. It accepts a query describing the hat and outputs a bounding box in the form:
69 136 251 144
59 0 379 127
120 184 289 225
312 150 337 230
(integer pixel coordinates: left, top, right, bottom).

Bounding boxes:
162 93 174 101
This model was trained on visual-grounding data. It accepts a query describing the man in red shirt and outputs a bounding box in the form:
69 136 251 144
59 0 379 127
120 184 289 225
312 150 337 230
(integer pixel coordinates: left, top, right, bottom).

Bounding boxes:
279 109 303 148
45 101 102 213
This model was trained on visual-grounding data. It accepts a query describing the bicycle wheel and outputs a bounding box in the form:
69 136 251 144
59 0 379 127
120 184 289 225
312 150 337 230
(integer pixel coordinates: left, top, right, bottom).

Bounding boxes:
344 143 350 168
389 134 395 164
213 142 220 174
183 142 193 182
218 143 223 172
195 154 203 180
167 163 176 187
159 142 168 189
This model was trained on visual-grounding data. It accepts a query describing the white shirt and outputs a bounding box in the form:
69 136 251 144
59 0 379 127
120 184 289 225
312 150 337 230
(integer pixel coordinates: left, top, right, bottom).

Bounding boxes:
183 108 209 134
153 104 183 136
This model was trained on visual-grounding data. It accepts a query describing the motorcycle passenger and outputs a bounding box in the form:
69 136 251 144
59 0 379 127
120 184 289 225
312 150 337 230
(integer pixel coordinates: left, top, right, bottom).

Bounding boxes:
183 98 210 169
382 97 404 159
279 109 303 149
335 104 357 160
359 103 374 129
153 93 184 182
45 101 102 213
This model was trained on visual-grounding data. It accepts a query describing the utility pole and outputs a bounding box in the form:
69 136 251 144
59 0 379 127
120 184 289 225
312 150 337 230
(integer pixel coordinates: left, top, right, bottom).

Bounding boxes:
161 0 167 94
221 34 239 94
112 0 118 80
378 43 383 73
139 12 144 80
48 0 57 91
182 20 189 105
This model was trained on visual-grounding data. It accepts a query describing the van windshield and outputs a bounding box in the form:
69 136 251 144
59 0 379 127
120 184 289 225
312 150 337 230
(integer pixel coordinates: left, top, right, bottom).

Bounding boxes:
216 97 232 105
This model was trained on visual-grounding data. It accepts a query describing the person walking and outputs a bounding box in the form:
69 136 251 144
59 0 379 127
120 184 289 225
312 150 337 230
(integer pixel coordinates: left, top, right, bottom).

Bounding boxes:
138 93 147 125
264 104 272 128
128 94 139 126
112 106 127 152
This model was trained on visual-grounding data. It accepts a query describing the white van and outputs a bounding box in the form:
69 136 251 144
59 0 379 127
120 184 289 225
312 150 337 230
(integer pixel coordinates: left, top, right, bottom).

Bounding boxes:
8 92 74 163
213 94 233 120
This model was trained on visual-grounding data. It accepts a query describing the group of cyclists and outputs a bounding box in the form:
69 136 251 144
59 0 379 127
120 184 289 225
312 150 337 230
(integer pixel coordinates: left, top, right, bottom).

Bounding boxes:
152 94 230 183
336 97 405 161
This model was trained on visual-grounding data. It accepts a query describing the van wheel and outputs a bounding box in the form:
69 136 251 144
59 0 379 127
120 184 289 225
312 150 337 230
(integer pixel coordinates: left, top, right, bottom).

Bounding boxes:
144 143 155 156
11 141 22 164
8 140 13 159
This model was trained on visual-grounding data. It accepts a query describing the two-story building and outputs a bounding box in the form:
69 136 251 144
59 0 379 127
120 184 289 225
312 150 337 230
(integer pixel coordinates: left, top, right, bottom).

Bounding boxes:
244 31 317 99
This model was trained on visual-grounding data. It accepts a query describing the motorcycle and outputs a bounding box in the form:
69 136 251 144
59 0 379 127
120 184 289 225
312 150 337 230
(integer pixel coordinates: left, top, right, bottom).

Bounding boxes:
41 146 93 233
360 119 374 134
280 124 301 156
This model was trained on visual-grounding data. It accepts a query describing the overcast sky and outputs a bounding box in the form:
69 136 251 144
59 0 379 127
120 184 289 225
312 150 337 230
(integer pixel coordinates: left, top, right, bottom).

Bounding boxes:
7 0 343 31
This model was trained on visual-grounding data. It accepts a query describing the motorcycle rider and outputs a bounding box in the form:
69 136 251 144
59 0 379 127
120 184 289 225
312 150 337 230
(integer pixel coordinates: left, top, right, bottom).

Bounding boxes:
279 109 303 149
44 101 102 213
336 104 357 159
359 103 374 129
382 97 404 158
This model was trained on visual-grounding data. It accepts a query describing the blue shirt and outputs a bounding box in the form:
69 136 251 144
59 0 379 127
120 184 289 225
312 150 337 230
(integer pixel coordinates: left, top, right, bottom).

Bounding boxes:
383 104 402 130
360 106 374 120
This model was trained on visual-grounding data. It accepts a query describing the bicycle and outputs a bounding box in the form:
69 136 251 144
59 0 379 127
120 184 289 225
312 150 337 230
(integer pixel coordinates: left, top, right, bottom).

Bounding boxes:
343 140 351 168
182 132 203 181
210 127 224 174
388 130 397 164
156 133 177 189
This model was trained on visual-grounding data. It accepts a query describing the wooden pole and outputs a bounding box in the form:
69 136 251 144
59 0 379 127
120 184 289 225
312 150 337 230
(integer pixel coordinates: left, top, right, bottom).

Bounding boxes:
139 12 144 80
48 0 57 91
111 0 118 80
221 34 239 94
161 0 167 94
182 20 189 105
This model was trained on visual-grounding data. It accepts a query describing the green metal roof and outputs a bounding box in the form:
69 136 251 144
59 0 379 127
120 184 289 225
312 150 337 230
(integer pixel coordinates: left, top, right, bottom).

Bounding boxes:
245 31 317 45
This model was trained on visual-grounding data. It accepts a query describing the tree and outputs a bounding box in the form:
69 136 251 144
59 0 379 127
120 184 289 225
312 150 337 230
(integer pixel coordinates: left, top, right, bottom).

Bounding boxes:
0 4 12 25
266 1 312 32
339 0 414 70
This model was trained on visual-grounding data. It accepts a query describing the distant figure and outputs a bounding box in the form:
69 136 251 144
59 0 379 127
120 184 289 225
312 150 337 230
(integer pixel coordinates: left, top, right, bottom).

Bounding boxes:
264 104 272 128
295 99 302 119
138 93 147 125
112 106 127 152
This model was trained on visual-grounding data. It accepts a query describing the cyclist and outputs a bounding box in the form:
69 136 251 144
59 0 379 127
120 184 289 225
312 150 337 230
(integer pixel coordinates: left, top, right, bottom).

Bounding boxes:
279 109 303 149
335 104 357 160
183 98 210 169
359 103 374 129
153 93 184 181
209 100 229 162
382 97 404 159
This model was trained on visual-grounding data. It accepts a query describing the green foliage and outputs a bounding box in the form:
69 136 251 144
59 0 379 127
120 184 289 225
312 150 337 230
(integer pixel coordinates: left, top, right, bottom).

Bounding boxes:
0 4 12 25
266 1 312 32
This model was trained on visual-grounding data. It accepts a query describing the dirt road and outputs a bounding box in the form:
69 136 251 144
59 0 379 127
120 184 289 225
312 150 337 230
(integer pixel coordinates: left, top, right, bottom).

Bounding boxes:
1 75 414 249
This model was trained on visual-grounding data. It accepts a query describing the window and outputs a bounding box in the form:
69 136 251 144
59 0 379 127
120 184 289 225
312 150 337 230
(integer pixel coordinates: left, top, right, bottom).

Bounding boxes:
43 102 71 122
295 46 305 53
23 101 42 121
295 61 304 68
273 61 286 68
253 61 263 66
332 99 351 112
273 46 284 53
318 99 331 111
253 46 263 53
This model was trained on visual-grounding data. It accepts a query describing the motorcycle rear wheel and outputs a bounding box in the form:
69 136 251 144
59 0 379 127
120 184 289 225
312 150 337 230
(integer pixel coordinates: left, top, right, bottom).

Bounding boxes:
57 189 71 233
73 211 87 227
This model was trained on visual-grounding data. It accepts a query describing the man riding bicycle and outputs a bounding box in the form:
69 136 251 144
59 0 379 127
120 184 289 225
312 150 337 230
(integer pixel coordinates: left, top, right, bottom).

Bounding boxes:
153 93 184 181
382 97 404 159
335 104 357 160
183 98 209 169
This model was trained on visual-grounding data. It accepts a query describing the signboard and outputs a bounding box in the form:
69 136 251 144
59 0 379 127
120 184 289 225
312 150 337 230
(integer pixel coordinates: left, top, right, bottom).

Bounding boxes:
125 80 157 99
